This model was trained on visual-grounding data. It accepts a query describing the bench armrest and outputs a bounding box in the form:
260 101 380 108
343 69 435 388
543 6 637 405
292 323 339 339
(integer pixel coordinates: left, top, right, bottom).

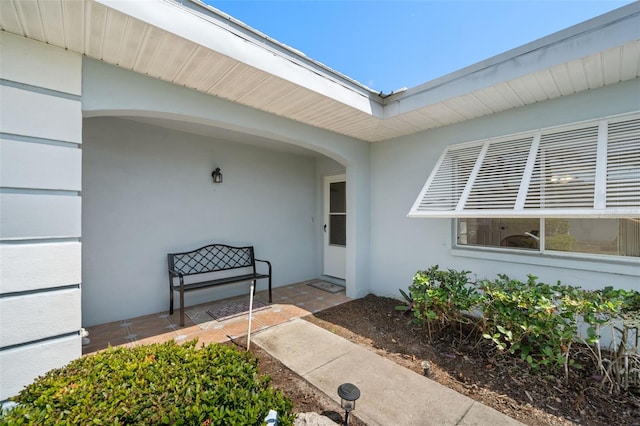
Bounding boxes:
254 258 272 275
168 268 184 278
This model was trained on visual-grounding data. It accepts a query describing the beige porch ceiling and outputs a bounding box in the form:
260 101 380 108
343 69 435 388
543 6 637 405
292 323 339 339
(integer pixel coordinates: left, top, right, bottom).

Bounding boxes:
1 0 638 142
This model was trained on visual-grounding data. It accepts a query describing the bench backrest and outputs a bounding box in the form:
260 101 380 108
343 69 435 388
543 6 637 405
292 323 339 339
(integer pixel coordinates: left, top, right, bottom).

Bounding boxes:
168 244 255 275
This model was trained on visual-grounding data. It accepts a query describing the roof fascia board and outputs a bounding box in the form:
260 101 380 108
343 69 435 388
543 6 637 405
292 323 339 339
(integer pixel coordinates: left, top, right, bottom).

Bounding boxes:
95 0 384 117
384 2 640 117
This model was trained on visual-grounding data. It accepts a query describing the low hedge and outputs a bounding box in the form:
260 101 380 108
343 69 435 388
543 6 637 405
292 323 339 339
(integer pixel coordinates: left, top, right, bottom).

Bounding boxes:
1 340 293 425
398 265 640 390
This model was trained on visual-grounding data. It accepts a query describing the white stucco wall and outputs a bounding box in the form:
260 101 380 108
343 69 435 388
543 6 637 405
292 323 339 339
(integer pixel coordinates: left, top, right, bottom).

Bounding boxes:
0 33 82 400
82 117 320 326
370 79 640 299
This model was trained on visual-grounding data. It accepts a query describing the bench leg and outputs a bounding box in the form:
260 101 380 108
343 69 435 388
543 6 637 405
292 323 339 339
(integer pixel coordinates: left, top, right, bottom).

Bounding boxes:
180 289 185 327
169 287 174 315
269 277 272 303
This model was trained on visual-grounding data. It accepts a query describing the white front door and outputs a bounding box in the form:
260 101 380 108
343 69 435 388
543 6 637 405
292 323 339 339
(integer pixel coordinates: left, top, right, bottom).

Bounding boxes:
323 174 346 279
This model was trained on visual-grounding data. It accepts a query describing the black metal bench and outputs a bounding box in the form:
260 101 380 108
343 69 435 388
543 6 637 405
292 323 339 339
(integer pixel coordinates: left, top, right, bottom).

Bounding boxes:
168 244 272 326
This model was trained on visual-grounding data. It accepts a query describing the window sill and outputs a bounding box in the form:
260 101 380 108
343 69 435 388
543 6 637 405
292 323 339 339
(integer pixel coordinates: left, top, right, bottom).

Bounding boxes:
450 246 640 277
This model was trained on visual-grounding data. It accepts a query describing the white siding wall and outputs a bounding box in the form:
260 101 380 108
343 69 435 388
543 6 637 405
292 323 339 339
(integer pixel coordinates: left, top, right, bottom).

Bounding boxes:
370 79 640 299
0 33 82 400
82 117 318 326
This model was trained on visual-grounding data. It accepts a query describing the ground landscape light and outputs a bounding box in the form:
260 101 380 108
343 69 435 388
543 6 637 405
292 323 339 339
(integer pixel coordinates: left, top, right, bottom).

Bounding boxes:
337 382 360 425
211 167 223 183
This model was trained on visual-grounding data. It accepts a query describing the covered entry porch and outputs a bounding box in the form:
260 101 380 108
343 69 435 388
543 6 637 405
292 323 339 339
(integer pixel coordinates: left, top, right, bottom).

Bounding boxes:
81 57 371 328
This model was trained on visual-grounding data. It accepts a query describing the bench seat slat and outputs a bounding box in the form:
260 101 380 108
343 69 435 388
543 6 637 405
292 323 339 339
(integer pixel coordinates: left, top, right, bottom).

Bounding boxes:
172 273 270 291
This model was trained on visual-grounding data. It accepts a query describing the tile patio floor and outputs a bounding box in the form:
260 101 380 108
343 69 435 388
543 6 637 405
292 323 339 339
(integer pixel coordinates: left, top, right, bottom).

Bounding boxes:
82 281 350 355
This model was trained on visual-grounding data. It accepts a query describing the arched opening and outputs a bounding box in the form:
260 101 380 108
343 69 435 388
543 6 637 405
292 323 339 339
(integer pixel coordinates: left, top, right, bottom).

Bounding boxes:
81 113 350 326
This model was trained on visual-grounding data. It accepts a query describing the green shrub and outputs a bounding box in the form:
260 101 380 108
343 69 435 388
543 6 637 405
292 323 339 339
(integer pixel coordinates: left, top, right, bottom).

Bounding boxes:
398 265 640 389
479 275 582 374
1 340 293 426
402 265 480 341
580 287 640 392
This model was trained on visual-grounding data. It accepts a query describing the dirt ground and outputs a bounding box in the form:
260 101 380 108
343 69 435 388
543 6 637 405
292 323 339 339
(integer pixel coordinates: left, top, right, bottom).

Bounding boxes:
248 294 640 426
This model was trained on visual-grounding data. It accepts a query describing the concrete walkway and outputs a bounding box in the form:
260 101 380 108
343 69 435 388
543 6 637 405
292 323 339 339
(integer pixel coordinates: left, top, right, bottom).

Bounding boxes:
253 318 525 426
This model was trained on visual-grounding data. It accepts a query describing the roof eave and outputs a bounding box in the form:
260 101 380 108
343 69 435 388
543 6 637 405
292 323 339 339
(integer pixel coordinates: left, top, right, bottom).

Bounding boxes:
96 0 383 116
384 2 640 116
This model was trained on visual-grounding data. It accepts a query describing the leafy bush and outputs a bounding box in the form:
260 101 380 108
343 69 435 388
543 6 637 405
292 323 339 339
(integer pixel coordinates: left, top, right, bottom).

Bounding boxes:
399 265 480 341
0 340 293 426
398 266 640 390
580 287 640 392
479 275 582 375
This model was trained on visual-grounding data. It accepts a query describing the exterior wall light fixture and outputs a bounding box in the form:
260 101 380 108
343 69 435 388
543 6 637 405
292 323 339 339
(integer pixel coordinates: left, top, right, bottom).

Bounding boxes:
211 167 223 183
337 382 360 425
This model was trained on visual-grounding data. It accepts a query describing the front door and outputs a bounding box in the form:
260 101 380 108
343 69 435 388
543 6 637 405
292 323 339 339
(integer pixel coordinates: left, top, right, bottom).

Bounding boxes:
323 174 346 279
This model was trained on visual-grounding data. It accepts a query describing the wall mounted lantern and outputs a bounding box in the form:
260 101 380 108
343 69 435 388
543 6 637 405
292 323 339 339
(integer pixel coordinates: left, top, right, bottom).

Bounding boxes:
337 383 360 425
211 167 223 183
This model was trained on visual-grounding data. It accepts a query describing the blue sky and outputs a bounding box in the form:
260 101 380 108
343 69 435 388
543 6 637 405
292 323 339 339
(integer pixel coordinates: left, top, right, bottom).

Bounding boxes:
205 1 634 94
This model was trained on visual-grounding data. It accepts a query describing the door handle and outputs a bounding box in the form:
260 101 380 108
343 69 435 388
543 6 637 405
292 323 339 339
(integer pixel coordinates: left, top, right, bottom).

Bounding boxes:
324 224 327 232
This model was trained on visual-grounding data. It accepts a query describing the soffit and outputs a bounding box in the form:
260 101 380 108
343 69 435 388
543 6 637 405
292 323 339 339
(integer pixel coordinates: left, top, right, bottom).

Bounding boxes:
379 40 640 142
1 0 638 143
